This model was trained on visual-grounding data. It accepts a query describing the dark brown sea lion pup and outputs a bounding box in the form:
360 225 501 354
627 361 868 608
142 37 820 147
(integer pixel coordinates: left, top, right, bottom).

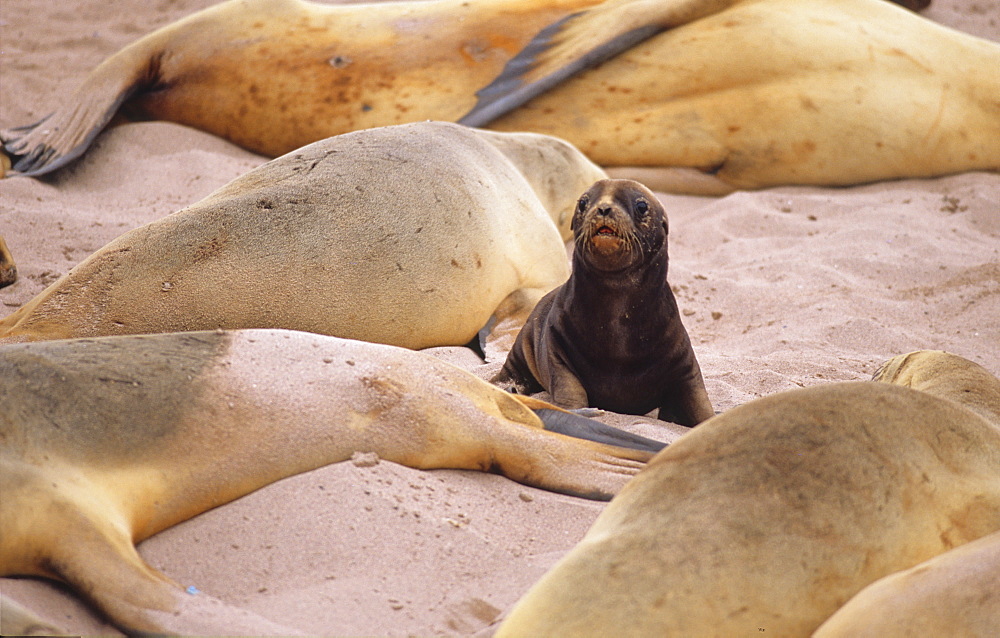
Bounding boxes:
493 179 713 425
0 329 665 636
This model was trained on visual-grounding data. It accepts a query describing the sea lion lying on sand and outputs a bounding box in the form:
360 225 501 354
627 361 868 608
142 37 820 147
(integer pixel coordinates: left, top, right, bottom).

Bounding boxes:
814 530 1000 638
496 350 1000 636
0 122 606 359
4 0 995 193
0 329 664 635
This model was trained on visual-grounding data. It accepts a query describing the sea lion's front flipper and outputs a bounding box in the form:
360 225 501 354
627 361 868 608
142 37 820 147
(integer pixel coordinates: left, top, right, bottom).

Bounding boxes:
481 288 548 363
458 0 738 128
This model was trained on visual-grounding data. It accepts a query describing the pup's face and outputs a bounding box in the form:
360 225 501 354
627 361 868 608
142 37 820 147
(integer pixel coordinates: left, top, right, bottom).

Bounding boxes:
571 179 668 273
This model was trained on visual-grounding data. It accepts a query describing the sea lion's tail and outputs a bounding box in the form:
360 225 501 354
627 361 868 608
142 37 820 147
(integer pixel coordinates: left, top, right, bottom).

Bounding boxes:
0 39 161 177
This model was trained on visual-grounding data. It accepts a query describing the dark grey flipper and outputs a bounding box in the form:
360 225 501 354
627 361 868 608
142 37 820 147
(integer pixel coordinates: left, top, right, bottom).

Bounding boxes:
534 408 667 454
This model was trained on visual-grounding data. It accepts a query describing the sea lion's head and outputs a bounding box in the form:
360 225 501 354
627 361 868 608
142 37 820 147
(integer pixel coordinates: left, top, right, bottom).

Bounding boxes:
873 350 1000 425
571 179 667 273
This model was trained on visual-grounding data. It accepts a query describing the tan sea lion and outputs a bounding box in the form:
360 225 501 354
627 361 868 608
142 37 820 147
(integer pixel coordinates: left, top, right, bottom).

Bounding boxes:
811 350 1000 636
873 348 1000 423
493 179 713 425
495 350 1000 636
0 328 665 635
4 0 995 194
814 530 1000 637
0 236 16 288
0 121 606 357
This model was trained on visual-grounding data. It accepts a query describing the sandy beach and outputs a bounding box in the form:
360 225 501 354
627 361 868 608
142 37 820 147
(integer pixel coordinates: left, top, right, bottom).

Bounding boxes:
0 0 997 634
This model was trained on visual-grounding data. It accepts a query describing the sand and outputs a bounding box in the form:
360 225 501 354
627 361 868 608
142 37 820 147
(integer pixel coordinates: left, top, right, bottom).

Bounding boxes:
0 0 997 634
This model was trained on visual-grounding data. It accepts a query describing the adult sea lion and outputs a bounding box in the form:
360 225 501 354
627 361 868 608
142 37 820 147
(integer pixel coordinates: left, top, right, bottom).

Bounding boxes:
4 0 996 193
0 121 606 357
0 236 15 288
814 530 1000 637
873 347 1000 423
0 328 665 635
495 351 1000 636
493 179 713 425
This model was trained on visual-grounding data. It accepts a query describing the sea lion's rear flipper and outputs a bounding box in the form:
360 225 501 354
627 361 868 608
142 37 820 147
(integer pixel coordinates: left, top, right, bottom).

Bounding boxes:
534 407 667 454
0 44 156 177
0 236 16 288
2 463 300 635
57 531 303 635
480 420 657 501
509 394 666 454
0 596 71 636
458 0 738 128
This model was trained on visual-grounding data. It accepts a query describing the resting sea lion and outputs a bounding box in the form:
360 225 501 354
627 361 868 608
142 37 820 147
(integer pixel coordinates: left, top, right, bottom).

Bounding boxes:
4 0 996 193
872 348 1000 423
495 350 1000 636
0 236 15 288
493 179 713 425
0 121 606 357
814 530 1000 637
0 328 665 635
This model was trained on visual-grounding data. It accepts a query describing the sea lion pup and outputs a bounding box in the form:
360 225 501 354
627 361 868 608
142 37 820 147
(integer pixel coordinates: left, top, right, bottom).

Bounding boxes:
0 329 665 635
814 530 1000 637
0 121 607 356
0 236 15 288
493 179 713 426
495 351 1000 636
5 1 997 194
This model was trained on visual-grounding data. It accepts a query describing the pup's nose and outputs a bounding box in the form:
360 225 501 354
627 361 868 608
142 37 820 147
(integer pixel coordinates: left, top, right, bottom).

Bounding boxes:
596 206 612 217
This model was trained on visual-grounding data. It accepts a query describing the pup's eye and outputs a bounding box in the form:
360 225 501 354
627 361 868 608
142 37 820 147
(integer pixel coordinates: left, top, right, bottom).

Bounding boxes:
577 196 589 213
636 200 649 214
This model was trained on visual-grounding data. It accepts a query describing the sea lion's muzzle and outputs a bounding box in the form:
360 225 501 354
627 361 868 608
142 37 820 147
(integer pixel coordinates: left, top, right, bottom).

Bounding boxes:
585 211 630 258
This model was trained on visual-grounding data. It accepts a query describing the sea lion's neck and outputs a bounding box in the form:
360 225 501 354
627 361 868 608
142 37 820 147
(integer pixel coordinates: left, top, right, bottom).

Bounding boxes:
566 248 676 327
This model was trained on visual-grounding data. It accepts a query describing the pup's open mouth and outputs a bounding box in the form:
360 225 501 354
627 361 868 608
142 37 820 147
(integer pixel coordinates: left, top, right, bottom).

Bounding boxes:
589 223 624 253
